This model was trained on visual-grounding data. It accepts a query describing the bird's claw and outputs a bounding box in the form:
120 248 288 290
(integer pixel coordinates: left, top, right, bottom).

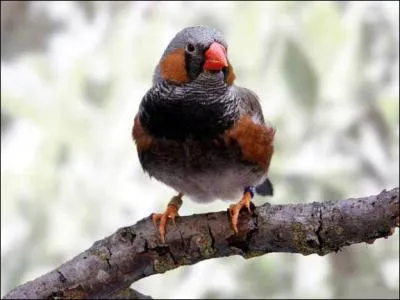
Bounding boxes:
152 194 183 243
152 205 179 243
229 191 253 234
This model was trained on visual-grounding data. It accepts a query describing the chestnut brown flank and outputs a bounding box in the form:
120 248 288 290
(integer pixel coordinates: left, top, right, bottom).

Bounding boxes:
224 115 275 171
132 116 153 152
160 48 189 84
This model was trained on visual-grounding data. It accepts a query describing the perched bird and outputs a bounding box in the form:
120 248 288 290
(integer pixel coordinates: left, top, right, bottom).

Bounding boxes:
132 25 275 243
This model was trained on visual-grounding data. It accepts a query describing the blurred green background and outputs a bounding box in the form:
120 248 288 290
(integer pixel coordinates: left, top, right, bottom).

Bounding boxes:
1 1 399 299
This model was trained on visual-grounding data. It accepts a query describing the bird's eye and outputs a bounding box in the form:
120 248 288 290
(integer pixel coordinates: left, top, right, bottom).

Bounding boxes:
186 43 195 53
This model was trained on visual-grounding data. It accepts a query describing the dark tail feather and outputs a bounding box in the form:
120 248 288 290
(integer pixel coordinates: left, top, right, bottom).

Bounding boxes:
255 177 274 196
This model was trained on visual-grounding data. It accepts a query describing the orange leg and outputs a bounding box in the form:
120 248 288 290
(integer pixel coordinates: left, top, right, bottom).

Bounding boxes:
152 193 183 243
229 190 253 233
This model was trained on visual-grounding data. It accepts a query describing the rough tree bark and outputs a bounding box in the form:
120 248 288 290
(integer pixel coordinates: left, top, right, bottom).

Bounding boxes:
4 187 399 299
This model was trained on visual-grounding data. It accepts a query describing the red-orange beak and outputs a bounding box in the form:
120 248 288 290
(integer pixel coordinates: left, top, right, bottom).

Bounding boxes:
203 42 228 71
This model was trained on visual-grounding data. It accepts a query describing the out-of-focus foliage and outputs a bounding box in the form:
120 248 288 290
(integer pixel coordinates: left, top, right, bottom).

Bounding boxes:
1 1 399 299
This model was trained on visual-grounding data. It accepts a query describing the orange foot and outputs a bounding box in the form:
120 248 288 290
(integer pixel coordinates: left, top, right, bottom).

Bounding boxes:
152 193 183 243
229 189 254 233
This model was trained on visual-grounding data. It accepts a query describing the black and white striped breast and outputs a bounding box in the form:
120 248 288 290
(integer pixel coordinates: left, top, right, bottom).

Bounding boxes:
138 72 239 141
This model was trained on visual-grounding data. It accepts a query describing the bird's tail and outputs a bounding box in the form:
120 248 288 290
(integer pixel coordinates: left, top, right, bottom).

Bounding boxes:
255 177 274 196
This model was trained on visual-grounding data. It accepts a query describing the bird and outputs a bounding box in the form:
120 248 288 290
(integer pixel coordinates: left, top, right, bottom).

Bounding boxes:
132 25 275 243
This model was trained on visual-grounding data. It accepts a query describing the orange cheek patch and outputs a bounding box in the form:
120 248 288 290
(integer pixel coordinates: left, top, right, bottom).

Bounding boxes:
226 62 236 85
224 115 275 171
132 116 153 152
160 48 189 84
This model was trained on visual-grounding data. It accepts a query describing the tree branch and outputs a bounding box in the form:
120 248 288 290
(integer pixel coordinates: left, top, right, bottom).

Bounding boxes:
109 288 152 299
4 187 399 299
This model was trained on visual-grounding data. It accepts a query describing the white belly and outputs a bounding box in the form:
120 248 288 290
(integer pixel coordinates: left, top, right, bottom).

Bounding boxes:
149 163 267 203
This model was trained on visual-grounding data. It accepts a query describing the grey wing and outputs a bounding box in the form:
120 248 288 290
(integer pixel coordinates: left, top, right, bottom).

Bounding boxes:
233 86 266 125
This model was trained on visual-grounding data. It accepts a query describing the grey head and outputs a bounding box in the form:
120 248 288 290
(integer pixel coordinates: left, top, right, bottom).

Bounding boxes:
152 25 230 84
